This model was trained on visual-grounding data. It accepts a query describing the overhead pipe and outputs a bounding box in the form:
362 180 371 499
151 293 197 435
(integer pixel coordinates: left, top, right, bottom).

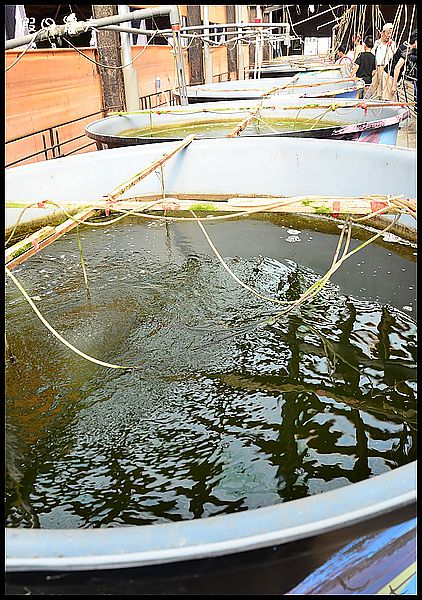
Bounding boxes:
292 5 345 28
5 19 291 51
117 5 140 112
5 5 189 106
5 6 181 50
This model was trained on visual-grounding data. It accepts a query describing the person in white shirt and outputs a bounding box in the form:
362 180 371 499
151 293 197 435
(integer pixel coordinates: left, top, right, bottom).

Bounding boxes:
369 23 397 99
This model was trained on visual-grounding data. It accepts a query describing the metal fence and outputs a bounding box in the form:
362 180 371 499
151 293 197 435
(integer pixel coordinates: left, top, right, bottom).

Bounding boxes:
139 88 181 110
213 71 231 82
5 109 108 169
5 88 180 169
6 78 239 169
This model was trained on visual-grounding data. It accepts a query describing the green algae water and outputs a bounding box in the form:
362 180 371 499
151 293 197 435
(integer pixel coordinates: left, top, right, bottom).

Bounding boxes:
5 215 416 529
118 117 340 140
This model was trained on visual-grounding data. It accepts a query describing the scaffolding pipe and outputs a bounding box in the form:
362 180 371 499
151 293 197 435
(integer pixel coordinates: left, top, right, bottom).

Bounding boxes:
171 24 189 105
202 5 213 84
5 6 181 50
5 5 188 107
117 5 140 111
153 23 292 34
235 5 245 80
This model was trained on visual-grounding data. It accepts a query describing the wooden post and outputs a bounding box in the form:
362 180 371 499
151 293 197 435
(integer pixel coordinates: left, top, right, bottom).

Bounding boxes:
91 5 126 112
262 11 270 65
248 5 257 73
186 5 204 85
225 5 237 80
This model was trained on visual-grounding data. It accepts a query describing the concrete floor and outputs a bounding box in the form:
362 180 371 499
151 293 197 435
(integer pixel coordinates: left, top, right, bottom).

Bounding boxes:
397 114 417 149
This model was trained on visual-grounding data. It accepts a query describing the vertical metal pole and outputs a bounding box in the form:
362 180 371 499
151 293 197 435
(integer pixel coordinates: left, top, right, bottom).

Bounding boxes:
269 9 273 62
235 5 245 80
253 7 262 79
171 24 189 105
202 5 213 83
117 5 140 111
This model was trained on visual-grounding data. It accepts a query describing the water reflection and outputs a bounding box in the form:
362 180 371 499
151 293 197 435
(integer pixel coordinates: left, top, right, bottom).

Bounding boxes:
5 217 417 528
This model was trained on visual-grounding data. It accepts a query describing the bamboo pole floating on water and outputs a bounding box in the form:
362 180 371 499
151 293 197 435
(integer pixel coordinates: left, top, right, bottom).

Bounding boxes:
6 195 415 225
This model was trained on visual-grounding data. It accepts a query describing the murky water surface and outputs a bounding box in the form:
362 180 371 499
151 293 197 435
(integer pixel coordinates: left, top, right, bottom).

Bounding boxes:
5 215 417 528
119 117 340 139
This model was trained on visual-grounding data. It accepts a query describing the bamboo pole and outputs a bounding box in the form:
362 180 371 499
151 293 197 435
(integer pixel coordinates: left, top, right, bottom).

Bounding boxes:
285 77 358 89
260 74 300 98
5 226 56 264
76 226 91 301
5 135 197 269
108 100 415 117
106 134 196 200
24 195 407 216
226 105 263 137
5 208 97 270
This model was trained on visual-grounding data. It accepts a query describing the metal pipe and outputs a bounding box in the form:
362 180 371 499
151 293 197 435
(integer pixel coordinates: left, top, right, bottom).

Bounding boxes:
171 24 189 106
202 5 213 84
317 17 341 31
5 20 291 50
235 6 245 80
5 6 181 51
153 22 292 34
117 5 140 111
101 27 263 44
95 25 157 36
292 5 345 28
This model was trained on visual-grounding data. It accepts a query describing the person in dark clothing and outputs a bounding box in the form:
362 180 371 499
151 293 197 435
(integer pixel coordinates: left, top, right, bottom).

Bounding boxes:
387 30 417 100
352 36 377 85
336 44 352 64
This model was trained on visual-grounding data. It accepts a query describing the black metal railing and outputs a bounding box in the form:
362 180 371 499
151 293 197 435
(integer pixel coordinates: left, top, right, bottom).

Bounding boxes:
6 109 109 168
212 71 231 83
5 78 234 169
5 89 181 168
139 87 180 110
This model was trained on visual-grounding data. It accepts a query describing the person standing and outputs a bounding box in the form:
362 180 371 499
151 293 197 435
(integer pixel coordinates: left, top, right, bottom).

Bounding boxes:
369 23 397 99
351 35 377 87
347 33 364 62
336 44 354 76
388 30 417 100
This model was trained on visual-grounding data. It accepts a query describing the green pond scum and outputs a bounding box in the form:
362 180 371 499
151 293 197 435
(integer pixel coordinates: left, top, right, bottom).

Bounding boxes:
118 116 340 139
5 215 416 529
